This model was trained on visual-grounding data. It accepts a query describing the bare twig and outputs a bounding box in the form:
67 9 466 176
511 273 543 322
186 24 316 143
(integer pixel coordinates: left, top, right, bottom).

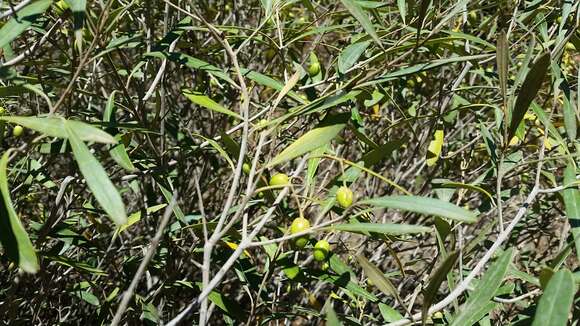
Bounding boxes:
110 194 177 326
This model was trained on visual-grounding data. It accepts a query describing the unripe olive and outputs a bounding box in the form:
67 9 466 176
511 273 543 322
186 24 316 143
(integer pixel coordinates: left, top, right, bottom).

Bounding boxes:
313 239 330 261
0 107 5 115
336 186 354 208
321 262 330 271
12 125 23 137
308 62 320 76
294 236 309 249
269 173 289 187
290 217 310 234
242 163 251 174
290 217 310 249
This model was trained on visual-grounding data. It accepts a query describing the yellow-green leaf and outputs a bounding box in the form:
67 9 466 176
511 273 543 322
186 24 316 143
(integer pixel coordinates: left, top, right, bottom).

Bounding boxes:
426 129 444 166
183 90 242 120
268 114 348 167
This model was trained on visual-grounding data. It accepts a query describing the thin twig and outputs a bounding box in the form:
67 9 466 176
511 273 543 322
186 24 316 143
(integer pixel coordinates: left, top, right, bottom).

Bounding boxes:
110 194 177 326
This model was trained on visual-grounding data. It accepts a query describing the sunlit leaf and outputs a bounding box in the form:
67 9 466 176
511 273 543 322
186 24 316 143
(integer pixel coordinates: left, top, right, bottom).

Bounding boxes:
0 116 116 143
66 125 127 225
426 129 444 166
183 90 242 120
361 195 477 223
339 0 382 48
532 269 575 326
268 114 349 167
450 248 514 326
0 0 52 49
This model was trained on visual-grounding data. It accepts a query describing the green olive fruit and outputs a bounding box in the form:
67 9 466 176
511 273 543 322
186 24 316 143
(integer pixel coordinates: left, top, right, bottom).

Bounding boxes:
242 163 251 174
312 240 330 261
290 217 310 234
336 186 354 208
308 62 320 76
0 107 5 115
321 262 330 271
294 236 309 249
12 125 23 137
290 217 310 248
269 173 289 187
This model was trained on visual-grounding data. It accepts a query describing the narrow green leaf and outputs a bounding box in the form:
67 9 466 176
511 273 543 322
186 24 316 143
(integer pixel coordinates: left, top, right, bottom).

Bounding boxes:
146 52 236 85
338 41 371 74
560 82 577 141
339 0 382 48
508 52 550 141
431 180 495 204
497 30 509 109
422 251 460 325
325 302 342 326
397 0 406 24
260 0 274 17
360 195 478 223
450 248 514 326
159 184 185 221
109 141 136 172
563 164 580 256
355 255 407 309
331 223 430 235
239 68 306 104
183 90 242 120
319 273 378 302
363 54 493 86
0 116 116 143
66 125 127 225
379 303 403 322
0 152 39 273
74 290 100 306
0 0 52 49
103 90 117 125
268 114 348 167
532 269 575 326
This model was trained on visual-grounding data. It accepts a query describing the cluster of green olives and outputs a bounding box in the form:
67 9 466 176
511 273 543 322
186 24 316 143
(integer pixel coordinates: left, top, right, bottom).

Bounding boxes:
268 172 356 263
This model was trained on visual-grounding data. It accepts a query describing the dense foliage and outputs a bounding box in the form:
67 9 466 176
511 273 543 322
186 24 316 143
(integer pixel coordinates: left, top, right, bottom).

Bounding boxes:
0 0 579 325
